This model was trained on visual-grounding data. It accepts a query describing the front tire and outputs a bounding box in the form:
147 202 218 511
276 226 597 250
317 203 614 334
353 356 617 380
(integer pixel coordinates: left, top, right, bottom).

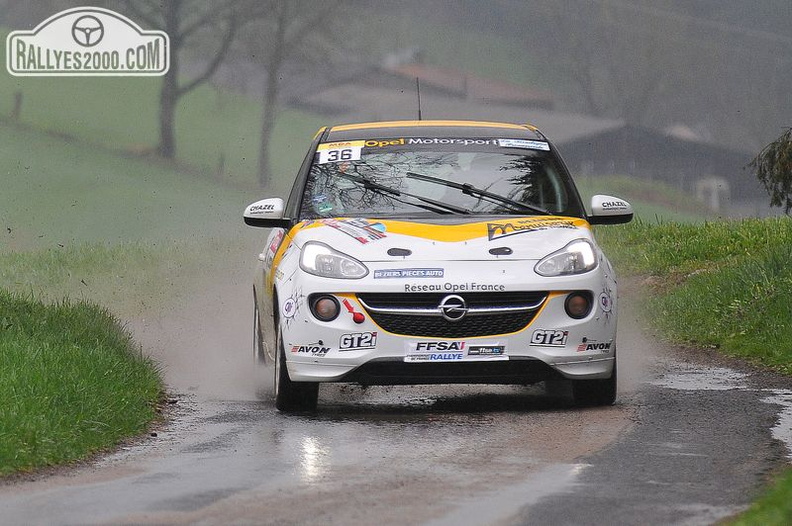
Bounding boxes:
274 327 319 412
572 360 617 407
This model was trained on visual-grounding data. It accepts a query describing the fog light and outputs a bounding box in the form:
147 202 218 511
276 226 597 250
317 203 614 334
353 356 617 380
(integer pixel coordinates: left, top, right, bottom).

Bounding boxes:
565 292 592 319
310 295 340 322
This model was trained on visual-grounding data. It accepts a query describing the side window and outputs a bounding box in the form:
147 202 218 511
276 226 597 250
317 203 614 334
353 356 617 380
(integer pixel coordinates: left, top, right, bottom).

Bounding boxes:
286 142 320 220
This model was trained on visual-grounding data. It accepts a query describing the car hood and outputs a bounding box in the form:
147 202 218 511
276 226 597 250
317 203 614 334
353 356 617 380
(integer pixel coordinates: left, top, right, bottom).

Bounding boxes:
289 216 593 261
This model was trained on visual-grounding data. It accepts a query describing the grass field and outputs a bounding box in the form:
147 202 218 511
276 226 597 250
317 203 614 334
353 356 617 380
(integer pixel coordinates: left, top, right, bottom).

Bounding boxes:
0 122 258 251
0 75 323 192
0 25 325 195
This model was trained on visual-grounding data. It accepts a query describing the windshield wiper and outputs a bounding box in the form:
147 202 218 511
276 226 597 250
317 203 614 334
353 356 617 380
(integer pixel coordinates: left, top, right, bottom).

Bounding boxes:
406 171 551 215
337 173 471 215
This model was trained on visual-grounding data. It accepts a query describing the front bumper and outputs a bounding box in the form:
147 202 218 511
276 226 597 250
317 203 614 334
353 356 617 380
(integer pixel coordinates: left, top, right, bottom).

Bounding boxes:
281 285 617 385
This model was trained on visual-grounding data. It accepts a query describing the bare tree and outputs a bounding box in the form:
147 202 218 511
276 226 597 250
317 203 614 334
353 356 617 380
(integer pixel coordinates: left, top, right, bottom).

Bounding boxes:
242 0 349 188
118 0 261 159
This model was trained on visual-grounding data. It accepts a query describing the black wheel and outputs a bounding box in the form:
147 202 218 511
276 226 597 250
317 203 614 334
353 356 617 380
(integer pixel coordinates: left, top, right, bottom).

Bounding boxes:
253 301 267 365
572 360 617 407
274 327 319 412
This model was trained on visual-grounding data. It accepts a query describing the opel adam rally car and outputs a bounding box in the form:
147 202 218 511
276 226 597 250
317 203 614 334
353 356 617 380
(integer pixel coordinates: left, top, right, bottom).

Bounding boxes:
244 120 633 412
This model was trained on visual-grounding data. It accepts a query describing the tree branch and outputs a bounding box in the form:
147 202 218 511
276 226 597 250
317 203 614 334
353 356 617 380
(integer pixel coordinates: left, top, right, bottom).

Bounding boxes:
178 16 239 96
117 0 163 31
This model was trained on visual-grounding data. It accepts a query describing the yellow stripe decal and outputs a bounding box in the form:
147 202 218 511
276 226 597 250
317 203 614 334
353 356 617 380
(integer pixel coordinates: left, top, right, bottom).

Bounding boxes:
316 140 365 150
294 216 590 243
330 120 534 132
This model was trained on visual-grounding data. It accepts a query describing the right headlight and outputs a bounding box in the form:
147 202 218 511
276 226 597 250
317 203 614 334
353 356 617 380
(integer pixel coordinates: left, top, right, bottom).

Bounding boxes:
299 241 369 279
535 239 598 277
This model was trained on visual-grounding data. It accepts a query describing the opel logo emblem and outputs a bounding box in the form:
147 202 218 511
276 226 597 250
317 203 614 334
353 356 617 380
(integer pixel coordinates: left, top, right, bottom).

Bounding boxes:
439 294 467 322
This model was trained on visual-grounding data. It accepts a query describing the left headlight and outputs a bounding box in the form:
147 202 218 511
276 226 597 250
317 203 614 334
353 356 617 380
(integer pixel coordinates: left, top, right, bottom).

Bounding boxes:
535 239 598 277
300 241 369 279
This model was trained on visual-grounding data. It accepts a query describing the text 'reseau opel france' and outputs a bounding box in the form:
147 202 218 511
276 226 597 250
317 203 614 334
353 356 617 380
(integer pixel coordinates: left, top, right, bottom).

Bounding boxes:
244 120 633 412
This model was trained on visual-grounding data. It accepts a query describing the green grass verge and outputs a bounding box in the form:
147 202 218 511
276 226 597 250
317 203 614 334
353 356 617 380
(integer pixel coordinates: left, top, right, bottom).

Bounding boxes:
600 217 792 372
730 470 792 526
0 290 162 475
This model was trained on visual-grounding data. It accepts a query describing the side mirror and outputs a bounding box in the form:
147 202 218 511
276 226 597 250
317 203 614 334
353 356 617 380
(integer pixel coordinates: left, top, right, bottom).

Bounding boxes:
243 198 291 228
588 195 633 225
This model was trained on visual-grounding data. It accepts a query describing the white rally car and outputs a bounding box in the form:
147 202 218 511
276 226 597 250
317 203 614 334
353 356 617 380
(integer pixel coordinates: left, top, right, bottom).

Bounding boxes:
244 120 633 412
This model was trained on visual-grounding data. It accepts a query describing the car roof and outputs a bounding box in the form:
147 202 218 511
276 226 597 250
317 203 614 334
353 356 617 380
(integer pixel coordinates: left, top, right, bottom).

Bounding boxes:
321 120 547 142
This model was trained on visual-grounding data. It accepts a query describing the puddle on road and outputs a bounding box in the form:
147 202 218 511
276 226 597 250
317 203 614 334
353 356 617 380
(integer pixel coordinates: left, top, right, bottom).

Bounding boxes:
652 364 792 461
762 390 792 461
652 364 749 391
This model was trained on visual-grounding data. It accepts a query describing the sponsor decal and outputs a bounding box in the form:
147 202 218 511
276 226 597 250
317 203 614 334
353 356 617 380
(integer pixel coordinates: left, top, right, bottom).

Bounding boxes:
265 230 284 268
364 138 406 148
601 200 629 211
7 7 169 76
249 203 276 215
405 352 464 362
282 289 304 327
374 268 444 279
414 341 466 352
576 339 613 353
282 298 297 318
311 194 334 214
467 344 506 356
341 298 365 324
530 329 569 347
497 139 550 151
404 341 507 362
599 281 615 323
320 218 386 243
317 140 364 164
339 331 377 351
598 292 613 313
487 218 577 241
404 282 506 293
364 138 500 148
290 344 330 357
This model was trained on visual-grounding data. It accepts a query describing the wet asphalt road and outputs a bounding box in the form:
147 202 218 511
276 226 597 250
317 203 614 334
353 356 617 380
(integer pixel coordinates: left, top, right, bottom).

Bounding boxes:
1 277 790 525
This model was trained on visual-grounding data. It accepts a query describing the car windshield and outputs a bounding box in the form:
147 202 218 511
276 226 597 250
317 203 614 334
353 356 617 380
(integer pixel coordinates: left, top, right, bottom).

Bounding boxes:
300 140 579 219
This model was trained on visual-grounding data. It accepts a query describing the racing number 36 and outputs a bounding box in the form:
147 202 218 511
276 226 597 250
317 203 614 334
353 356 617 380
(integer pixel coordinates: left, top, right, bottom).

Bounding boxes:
319 145 363 164
326 148 354 162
